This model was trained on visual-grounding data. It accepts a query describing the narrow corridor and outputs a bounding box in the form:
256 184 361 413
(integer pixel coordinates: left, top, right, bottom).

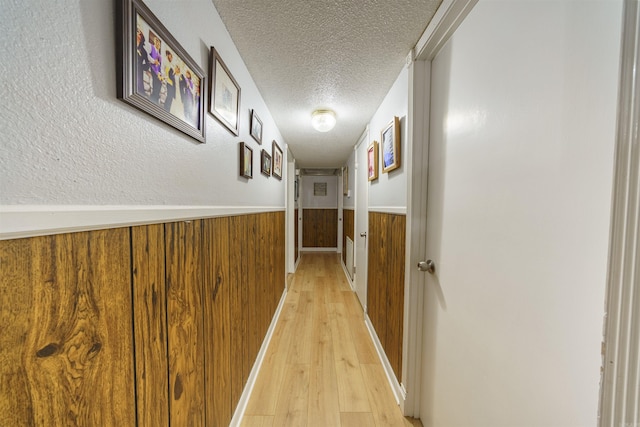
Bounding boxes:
241 253 421 426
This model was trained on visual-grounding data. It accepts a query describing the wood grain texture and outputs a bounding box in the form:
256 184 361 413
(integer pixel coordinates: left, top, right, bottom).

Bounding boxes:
303 208 338 248
295 208 300 263
366 212 406 383
131 224 169 427
242 253 416 426
165 220 204 426
202 217 233 427
342 209 354 266
0 229 135 426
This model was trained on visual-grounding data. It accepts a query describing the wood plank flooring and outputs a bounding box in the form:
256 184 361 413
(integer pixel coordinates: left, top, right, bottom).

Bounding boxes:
241 253 422 427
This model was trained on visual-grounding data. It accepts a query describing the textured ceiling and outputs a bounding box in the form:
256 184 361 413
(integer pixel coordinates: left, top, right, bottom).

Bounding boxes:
211 0 443 168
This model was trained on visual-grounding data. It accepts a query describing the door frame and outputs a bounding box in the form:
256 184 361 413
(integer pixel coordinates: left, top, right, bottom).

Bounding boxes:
401 0 478 416
354 127 370 309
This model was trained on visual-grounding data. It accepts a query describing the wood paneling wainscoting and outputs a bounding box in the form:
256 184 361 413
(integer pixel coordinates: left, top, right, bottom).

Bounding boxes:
0 211 285 427
342 209 354 266
302 208 338 248
295 208 299 262
366 211 406 383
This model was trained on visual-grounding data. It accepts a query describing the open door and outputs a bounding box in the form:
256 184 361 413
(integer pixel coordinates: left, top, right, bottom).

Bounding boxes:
354 130 369 310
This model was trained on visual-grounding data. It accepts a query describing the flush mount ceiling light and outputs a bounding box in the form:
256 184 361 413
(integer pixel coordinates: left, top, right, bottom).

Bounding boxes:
311 109 336 132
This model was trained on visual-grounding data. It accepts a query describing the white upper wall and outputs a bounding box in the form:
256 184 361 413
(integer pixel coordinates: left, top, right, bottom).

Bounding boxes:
0 0 286 207
367 67 409 210
301 175 338 209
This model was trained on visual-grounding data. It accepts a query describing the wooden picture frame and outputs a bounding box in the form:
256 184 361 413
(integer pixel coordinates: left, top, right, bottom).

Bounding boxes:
261 149 272 176
116 0 206 142
250 109 263 144
367 141 379 181
272 141 283 180
209 47 240 136
381 116 401 173
239 142 253 179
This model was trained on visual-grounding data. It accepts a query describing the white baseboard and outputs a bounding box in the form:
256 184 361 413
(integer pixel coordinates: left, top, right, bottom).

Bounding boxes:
230 286 288 426
364 314 406 405
340 259 355 291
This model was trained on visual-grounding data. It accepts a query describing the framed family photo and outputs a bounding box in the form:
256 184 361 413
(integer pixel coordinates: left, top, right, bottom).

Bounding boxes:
250 109 263 144
116 0 206 142
367 140 379 181
261 149 272 176
272 141 283 180
240 142 253 179
381 116 400 173
210 47 241 136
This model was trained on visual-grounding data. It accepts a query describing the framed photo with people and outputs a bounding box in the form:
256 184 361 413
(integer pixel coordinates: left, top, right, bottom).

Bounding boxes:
116 0 206 142
271 141 283 180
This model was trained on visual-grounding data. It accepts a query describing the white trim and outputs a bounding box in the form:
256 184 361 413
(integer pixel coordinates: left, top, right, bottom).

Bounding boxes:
368 206 407 215
0 205 285 240
414 0 478 61
340 257 356 291
300 247 337 253
401 59 431 417
231 287 288 427
599 2 640 425
365 314 404 405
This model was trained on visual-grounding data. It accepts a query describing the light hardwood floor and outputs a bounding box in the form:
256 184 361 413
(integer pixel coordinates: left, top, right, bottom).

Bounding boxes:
241 253 422 427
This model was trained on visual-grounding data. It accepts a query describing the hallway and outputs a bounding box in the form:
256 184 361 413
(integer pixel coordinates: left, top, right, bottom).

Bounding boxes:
241 253 421 427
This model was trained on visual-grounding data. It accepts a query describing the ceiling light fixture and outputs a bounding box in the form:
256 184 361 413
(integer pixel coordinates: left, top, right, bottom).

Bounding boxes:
311 109 336 132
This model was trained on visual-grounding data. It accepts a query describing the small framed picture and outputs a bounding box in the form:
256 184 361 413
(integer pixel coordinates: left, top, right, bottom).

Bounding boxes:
343 167 349 195
381 116 401 173
367 141 379 181
261 149 271 176
239 142 253 179
209 47 241 135
250 109 263 144
272 141 283 180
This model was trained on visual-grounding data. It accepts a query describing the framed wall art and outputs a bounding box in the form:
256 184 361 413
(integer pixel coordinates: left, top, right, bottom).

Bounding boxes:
343 167 349 195
239 142 253 179
367 140 379 181
272 141 283 180
209 47 240 135
261 149 271 176
250 109 263 144
381 116 401 173
116 0 206 142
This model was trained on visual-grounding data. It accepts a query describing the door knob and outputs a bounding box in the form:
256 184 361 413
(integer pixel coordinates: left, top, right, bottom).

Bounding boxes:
360 232 367 237
418 260 436 274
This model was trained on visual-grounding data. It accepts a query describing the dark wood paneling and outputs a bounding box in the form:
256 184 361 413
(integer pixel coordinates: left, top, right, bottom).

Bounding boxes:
342 209 354 266
165 221 204 426
132 224 169 427
228 215 245 407
0 229 135 426
303 208 338 248
295 208 299 262
366 212 406 382
202 217 232 426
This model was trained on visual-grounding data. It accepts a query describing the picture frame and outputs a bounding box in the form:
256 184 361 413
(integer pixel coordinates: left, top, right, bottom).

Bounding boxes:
381 116 401 173
250 109 263 144
261 149 272 176
209 47 241 136
343 167 349 195
239 142 253 179
367 141 379 181
272 141 283 180
116 0 206 142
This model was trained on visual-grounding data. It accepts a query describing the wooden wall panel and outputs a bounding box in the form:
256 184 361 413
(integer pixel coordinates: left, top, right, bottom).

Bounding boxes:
342 209 354 266
132 224 169 427
202 217 232 427
165 221 204 427
366 212 406 382
295 208 299 262
0 229 135 426
303 208 338 248
0 211 286 426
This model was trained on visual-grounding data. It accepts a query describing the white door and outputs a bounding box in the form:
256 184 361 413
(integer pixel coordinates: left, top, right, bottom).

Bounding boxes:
354 131 369 309
419 2 621 426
